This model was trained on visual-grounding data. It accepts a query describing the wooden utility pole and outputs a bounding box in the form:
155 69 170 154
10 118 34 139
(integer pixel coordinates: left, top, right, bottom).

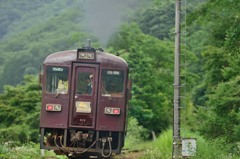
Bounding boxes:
172 0 181 158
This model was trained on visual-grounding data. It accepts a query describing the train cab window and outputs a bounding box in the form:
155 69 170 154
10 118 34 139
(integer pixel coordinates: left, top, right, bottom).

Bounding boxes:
101 70 124 97
46 66 69 94
76 72 93 95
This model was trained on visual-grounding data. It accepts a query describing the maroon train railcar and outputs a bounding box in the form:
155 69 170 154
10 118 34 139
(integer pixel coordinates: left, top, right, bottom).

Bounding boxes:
40 46 130 158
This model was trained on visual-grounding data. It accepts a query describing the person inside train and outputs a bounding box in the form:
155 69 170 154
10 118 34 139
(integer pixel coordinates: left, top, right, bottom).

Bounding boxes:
86 74 93 95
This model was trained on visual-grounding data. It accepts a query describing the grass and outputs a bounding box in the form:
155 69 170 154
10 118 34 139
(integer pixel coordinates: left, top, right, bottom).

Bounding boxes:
1 128 239 159
138 129 173 159
0 142 67 159
124 129 240 159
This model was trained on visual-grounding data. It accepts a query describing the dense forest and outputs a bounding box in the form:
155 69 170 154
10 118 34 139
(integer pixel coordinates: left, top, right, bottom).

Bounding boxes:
0 0 239 158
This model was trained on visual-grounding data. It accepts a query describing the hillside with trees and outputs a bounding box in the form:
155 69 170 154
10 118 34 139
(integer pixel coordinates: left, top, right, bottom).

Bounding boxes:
0 0 240 158
0 0 95 92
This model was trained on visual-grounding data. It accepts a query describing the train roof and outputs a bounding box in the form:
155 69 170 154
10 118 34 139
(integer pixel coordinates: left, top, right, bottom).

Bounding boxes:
43 49 128 68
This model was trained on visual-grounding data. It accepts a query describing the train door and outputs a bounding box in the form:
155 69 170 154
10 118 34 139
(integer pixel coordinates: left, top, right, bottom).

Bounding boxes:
69 64 99 128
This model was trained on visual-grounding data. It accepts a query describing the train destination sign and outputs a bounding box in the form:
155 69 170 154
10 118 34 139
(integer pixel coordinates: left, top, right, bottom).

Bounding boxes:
78 52 95 60
77 47 96 61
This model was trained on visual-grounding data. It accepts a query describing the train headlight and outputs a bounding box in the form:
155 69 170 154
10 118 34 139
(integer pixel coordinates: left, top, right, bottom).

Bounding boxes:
46 104 62 111
104 107 121 115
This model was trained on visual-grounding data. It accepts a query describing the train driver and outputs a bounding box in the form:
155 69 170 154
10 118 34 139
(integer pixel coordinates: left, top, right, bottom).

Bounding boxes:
87 74 93 95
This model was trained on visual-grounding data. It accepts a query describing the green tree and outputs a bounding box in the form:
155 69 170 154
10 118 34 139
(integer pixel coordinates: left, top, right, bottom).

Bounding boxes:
0 4 95 92
132 0 175 40
0 75 41 143
201 76 240 143
222 18 240 80
192 46 227 106
108 23 173 133
188 1 240 146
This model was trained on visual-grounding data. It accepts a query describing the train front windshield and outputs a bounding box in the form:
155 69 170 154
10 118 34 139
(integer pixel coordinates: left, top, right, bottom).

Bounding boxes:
46 66 69 94
101 70 124 97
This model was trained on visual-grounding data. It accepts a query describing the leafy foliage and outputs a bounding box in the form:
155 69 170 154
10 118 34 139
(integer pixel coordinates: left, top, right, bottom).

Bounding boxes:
188 0 240 148
124 117 148 149
140 129 239 159
108 23 173 133
0 142 67 159
201 76 240 142
0 0 96 92
0 75 41 143
132 0 175 40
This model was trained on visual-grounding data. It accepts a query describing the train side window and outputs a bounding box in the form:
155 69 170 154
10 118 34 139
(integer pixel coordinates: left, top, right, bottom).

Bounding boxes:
46 66 69 94
101 70 124 97
77 72 93 95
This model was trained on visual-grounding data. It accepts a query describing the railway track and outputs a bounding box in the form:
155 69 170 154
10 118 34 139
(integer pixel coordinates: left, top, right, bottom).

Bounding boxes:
42 149 143 159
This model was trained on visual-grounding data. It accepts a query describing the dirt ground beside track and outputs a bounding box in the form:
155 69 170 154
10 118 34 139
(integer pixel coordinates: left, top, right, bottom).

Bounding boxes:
112 150 144 159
